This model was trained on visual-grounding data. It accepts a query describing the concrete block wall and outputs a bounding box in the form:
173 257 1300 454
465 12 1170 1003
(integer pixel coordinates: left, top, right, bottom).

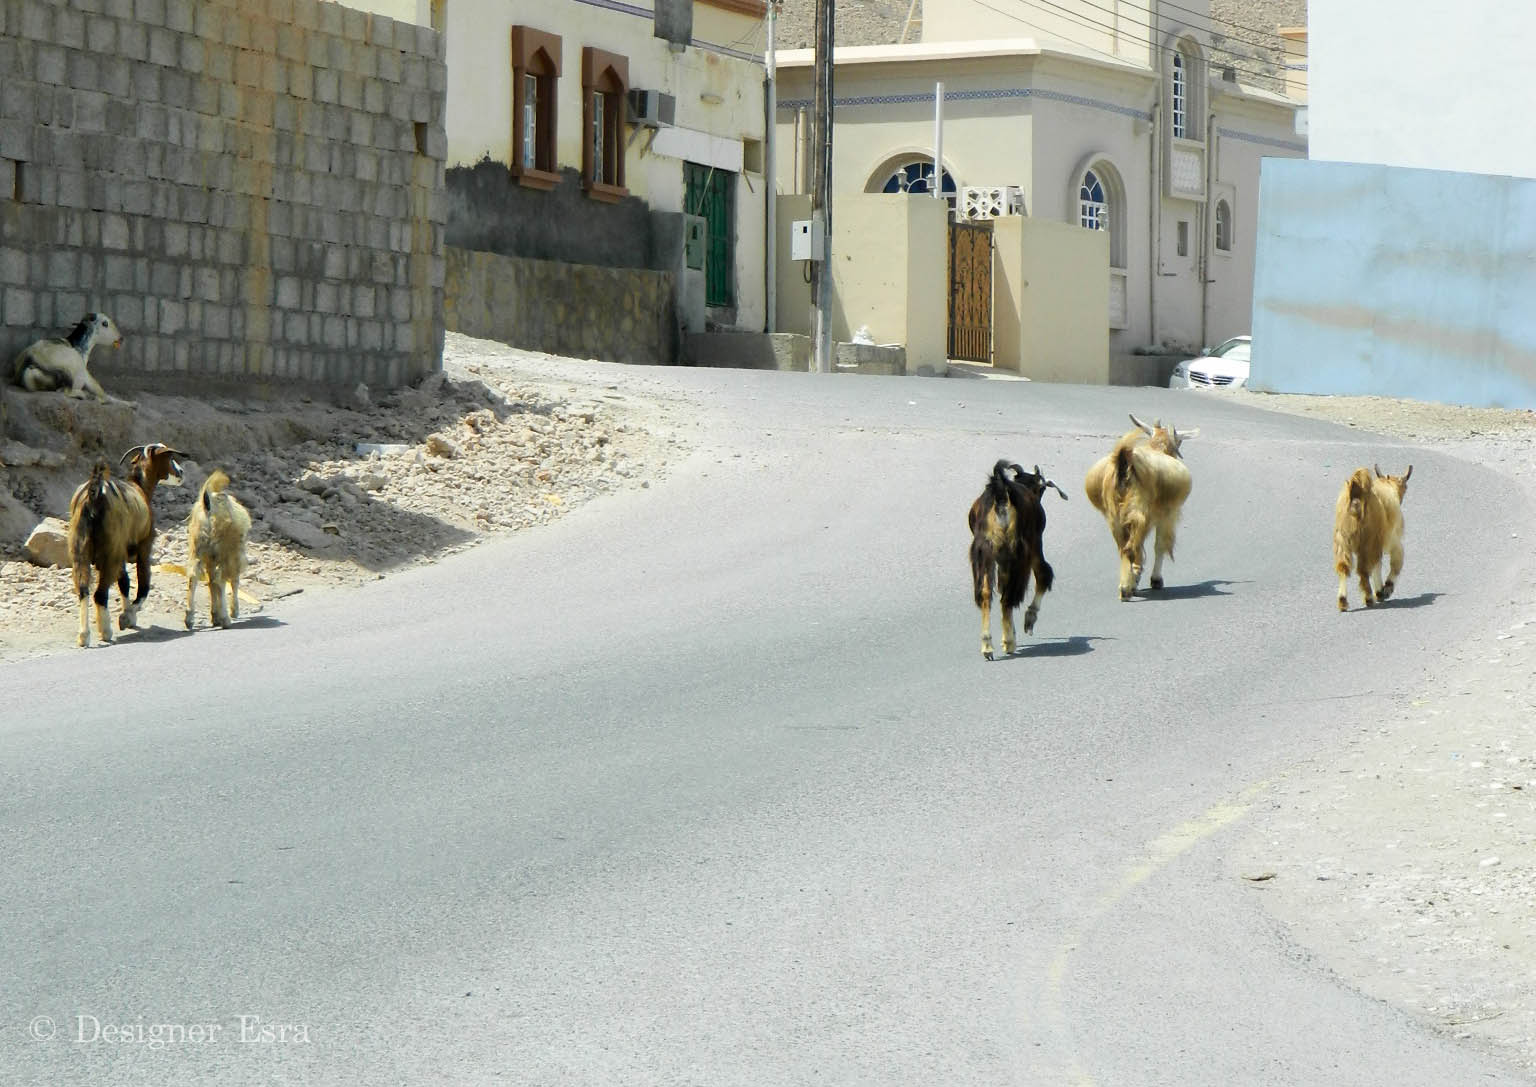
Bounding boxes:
0 0 447 394
444 246 678 367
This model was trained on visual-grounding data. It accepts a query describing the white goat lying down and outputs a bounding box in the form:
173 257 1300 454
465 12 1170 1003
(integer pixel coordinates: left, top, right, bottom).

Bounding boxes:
185 469 252 630
10 312 122 402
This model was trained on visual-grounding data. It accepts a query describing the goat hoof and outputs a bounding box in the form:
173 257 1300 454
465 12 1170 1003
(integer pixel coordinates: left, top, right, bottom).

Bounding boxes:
1337 597 1348 612
983 649 995 661
1119 588 1132 602
1149 576 1164 590
1379 581 1395 601
1363 596 1377 608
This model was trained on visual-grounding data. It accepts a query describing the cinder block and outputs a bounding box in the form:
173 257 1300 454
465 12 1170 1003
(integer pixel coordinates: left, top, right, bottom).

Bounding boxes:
313 68 338 104
34 45 67 86
17 163 57 204
0 119 35 161
147 26 177 67
0 82 37 123
339 73 362 110
178 36 205 74
55 6 86 48
194 5 222 39
161 69 192 109
292 0 318 32
0 161 11 203
375 46 400 83
55 169 88 209
21 2 55 41
318 1 344 37
341 7 367 41
133 0 166 28
206 42 233 82
73 89 107 132
116 20 148 61
110 293 144 329
0 247 28 285
165 0 193 32
4 287 36 326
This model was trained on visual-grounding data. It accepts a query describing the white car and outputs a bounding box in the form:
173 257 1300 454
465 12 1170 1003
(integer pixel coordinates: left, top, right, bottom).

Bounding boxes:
1168 335 1252 389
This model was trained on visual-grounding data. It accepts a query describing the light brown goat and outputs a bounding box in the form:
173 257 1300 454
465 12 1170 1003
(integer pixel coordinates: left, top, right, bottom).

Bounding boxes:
1333 464 1411 612
1084 414 1198 600
185 469 252 630
66 443 185 646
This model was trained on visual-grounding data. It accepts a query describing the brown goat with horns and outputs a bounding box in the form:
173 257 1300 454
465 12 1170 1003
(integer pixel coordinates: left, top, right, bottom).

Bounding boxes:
66 443 186 646
968 460 1067 660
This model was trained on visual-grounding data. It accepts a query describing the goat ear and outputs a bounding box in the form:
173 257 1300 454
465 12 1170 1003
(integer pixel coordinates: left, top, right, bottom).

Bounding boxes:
1128 412 1152 434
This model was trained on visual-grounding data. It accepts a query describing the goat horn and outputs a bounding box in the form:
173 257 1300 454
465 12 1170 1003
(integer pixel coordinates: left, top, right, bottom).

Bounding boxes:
119 445 145 466
1128 412 1151 434
1374 463 1383 478
1402 465 1412 483
1047 479 1068 501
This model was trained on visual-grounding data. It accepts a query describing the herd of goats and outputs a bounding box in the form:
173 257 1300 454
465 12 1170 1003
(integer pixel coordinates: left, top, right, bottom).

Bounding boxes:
10 314 1414 653
8 313 252 647
969 413 1412 660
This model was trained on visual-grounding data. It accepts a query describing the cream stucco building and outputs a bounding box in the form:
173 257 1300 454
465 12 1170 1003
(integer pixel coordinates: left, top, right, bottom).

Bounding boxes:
372 0 772 361
775 0 1304 373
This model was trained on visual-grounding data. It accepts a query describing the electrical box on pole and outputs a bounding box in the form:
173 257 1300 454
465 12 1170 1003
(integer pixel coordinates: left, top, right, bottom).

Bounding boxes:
791 217 824 262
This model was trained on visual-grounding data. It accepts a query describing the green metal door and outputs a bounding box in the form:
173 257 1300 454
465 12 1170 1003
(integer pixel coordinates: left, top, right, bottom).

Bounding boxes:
684 162 734 308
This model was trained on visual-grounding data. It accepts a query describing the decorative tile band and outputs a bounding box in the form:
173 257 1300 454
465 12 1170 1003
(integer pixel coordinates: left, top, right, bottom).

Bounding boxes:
1217 127 1306 153
777 87 1152 122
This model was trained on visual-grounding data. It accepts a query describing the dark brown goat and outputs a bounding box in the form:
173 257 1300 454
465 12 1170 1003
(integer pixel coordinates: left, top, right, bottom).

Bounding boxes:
968 460 1067 660
66 442 186 646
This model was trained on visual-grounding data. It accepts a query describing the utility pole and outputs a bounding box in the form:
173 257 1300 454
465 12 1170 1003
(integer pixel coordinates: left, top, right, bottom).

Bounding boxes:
764 0 777 333
810 0 834 374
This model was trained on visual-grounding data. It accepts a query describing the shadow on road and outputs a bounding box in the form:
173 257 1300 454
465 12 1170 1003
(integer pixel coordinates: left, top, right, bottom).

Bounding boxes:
1135 578 1243 601
1377 591 1442 610
999 634 1107 660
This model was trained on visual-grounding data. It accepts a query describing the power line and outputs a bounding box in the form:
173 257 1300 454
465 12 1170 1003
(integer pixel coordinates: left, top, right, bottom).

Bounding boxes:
973 0 1283 86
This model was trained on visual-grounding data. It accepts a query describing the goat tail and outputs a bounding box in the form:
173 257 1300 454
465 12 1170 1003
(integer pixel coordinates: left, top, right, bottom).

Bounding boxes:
1346 467 1372 518
1113 445 1137 491
199 468 231 512
1035 555 1055 594
71 459 112 569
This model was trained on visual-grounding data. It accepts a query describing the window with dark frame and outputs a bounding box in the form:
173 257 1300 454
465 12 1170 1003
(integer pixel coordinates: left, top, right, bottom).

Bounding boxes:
1215 199 1232 252
582 46 629 201
511 26 560 188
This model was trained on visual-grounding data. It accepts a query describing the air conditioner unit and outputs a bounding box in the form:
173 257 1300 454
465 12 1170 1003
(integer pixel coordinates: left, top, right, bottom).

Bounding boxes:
627 89 676 128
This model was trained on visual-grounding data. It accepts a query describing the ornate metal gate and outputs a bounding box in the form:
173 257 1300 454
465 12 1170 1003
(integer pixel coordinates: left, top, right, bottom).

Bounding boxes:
948 220 993 363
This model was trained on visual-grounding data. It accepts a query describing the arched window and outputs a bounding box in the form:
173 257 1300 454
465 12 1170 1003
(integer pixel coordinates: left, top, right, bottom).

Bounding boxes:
879 160 957 210
1074 159 1127 269
1171 53 1187 139
1079 169 1107 232
1214 199 1232 252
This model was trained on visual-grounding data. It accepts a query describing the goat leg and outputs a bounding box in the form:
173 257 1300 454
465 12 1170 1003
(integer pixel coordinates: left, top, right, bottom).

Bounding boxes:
1358 556 1377 608
185 566 198 630
94 578 114 644
1335 559 1352 612
120 549 151 629
1380 542 1404 601
76 571 93 648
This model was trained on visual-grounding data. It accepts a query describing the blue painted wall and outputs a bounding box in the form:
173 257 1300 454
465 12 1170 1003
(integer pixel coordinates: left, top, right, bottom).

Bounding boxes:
1251 158 1536 409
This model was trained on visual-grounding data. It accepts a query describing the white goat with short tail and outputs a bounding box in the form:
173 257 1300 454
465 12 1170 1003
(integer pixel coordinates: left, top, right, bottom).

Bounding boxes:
185 469 252 631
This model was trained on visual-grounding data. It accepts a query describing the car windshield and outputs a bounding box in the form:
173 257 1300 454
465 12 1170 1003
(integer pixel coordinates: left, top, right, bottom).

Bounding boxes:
1214 339 1251 363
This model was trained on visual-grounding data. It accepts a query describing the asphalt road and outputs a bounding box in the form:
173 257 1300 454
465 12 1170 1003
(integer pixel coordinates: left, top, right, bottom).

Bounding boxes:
3 366 1531 1086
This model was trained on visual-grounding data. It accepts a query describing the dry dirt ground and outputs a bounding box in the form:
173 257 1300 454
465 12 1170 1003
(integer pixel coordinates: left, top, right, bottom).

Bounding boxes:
6 346 1536 1073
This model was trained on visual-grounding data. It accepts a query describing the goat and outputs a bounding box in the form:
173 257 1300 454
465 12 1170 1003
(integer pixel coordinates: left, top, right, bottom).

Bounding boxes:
969 459 1067 660
1333 463 1412 612
1084 414 1198 601
10 313 122 402
185 469 252 630
66 442 186 647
